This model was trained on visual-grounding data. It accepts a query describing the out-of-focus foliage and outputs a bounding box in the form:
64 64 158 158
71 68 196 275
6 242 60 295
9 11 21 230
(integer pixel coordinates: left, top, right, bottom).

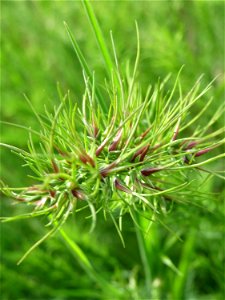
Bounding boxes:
1 1 224 299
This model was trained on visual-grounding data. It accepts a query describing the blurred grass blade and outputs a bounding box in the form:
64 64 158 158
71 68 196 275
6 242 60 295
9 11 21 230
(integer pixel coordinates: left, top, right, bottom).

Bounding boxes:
60 228 121 296
64 22 91 78
64 21 107 112
82 0 114 74
171 230 196 299
135 212 152 297
60 228 93 271
161 255 182 276
17 226 58 265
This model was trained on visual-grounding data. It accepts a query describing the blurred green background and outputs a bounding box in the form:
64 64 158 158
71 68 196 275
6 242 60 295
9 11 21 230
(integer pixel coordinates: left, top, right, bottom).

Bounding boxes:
1 0 224 299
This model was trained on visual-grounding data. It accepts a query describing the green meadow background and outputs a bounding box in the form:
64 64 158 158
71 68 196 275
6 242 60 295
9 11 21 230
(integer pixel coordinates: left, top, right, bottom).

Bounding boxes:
1 1 224 299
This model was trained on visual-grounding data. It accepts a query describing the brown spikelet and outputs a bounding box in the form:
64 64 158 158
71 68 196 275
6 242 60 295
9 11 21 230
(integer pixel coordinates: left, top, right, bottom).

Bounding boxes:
131 144 149 162
141 167 162 176
172 125 179 141
71 189 85 200
109 128 122 151
92 118 99 138
49 190 56 198
79 152 95 167
100 162 117 177
96 140 108 156
140 127 151 139
195 148 212 157
51 159 59 173
140 144 150 161
186 141 198 149
114 178 132 194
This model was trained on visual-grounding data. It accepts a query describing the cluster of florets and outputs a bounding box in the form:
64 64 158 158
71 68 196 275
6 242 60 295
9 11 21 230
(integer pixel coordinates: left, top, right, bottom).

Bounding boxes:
7 99 219 226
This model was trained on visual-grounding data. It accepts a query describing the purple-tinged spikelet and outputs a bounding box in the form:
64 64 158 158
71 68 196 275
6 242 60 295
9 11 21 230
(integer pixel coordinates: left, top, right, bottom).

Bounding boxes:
185 141 199 150
51 159 59 173
71 188 85 200
172 124 179 141
109 128 123 151
100 162 117 177
140 127 151 139
79 152 95 167
131 144 149 162
195 147 212 157
114 178 132 194
141 167 162 176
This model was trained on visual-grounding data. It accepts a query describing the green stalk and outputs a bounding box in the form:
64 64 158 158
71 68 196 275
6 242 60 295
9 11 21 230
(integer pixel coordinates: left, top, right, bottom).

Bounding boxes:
82 0 114 74
134 211 152 297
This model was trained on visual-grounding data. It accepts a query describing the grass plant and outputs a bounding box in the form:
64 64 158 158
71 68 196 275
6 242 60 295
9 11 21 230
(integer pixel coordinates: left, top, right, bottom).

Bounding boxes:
1 1 224 299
